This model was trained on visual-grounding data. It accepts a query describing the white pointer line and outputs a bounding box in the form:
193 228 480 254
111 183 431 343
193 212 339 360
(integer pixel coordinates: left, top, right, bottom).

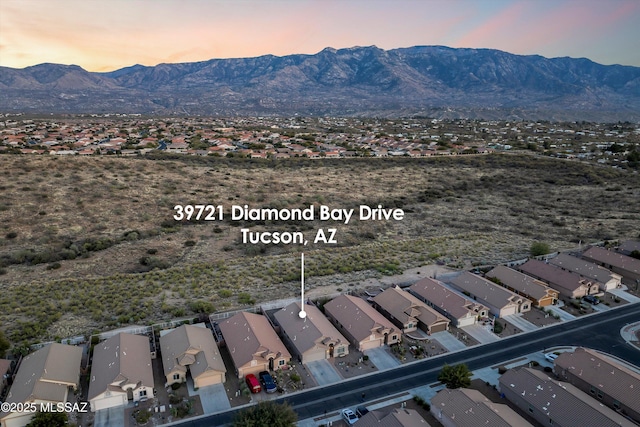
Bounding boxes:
299 252 307 318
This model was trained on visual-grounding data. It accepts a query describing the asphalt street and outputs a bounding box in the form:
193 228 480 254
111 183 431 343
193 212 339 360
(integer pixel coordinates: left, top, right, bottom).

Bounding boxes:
169 302 640 426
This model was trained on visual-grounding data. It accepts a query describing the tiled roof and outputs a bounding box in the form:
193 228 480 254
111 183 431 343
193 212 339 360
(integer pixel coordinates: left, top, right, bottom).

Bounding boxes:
486 265 557 301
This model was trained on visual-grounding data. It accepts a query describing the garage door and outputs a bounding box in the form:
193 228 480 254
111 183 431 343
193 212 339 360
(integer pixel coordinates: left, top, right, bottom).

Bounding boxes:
91 394 126 411
360 339 381 351
500 306 517 317
457 316 476 328
195 373 224 388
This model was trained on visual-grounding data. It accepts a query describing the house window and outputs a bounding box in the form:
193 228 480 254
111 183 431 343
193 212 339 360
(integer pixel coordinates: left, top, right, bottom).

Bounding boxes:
278 359 285 366
528 405 534 414
590 386 596 395
336 347 345 354
140 390 147 397
392 335 398 341
596 390 603 400
613 400 621 410
173 373 180 380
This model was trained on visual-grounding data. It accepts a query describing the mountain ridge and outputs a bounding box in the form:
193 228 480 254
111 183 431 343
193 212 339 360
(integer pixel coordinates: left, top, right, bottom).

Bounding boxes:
2 45 639 121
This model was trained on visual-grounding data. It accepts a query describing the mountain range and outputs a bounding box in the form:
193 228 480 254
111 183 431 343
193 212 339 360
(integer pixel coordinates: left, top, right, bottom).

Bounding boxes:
2 45 640 121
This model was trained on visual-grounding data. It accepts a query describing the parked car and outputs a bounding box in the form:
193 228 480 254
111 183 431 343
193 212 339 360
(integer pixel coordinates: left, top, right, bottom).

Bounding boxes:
583 295 600 305
245 374 262 393
259 371 277 393
342 409 359 425
545 352 558 362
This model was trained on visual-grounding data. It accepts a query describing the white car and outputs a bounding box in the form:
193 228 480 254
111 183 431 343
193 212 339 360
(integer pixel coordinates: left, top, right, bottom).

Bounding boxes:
545 352 558 362
342 408 359 425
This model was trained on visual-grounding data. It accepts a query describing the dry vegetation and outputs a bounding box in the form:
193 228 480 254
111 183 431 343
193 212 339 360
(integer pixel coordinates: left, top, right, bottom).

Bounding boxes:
1 153 639 345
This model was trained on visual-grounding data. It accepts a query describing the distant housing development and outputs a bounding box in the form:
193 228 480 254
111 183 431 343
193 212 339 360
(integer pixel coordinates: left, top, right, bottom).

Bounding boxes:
582 246 640 284
549 253 622 291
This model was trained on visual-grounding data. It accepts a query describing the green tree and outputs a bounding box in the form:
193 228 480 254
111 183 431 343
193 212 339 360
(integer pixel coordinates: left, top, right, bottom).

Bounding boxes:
438 363 472 389
26 411 70 427
233 401 297 427
530 241 550 257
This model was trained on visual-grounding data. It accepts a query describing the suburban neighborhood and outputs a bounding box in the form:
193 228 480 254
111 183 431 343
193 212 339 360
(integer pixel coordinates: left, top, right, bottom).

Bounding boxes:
1 240 639 426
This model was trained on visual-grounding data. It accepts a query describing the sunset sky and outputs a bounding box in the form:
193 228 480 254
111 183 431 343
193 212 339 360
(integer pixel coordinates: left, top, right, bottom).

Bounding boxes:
1 0 639 72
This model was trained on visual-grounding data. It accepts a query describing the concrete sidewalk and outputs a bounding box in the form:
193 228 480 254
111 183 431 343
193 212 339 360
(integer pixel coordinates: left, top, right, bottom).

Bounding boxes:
609 287 640 303
365 347 401 371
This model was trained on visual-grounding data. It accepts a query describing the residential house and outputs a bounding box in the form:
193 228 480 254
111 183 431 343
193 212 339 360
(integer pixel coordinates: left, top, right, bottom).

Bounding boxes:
1 343 82 427
357 407 431 426
159 324 226 389
0 359 11 397
218 312 291 378
549 253 622 291
430 388 533 427
449 271 532 318
324 295 399 351
273 302 349 364
518 259 599 298
88 333 154 412
554 347 640 422
499 368 635 427
409 278 488 327
372 286 450 335
486 265 559 307
617 240 640 257
582 246 640 284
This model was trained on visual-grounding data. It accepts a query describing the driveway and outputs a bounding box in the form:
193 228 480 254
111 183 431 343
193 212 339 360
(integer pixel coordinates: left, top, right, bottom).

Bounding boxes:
187 378 230 414
431 331 467 352
364 347 401 370
503 314 539 332
608 287 640 303
306 360 342 386
93 406 125 427
460 324 500 343
546 301 576 321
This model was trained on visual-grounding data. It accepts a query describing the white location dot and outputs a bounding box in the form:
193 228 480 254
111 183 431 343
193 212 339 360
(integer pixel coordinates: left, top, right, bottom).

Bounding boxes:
299 310 307 319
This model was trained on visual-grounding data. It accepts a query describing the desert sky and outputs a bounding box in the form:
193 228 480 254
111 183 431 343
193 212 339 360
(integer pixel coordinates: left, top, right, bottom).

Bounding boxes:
1 0 638 71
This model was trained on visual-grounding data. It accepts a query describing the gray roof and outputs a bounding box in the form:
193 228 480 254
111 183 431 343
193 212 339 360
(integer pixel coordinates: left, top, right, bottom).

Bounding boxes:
3 343 82 406
273 302 348 356
373 286 449 328
159 324 226 380
583 246 640 276
449 271 528 310
88 333 154 401
555 347 640 416
549 254 620 285
219 312 290 370
430 388 532 427
617 240 640 255
409 278 488 320
324 295 396 343
486 265 558 301
518 259 592 292
356 407 431 427
500 368 635 427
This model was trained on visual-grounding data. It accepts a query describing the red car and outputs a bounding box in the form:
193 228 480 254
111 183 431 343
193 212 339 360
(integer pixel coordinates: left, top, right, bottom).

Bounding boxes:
245 374 262 393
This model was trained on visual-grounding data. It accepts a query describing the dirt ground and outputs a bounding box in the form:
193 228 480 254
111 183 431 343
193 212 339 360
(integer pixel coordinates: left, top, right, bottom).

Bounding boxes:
333 349 379 379
521 307 561 327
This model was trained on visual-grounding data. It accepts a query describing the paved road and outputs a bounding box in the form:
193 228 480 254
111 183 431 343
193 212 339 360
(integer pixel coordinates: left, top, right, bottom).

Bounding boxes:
168 303 640 426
